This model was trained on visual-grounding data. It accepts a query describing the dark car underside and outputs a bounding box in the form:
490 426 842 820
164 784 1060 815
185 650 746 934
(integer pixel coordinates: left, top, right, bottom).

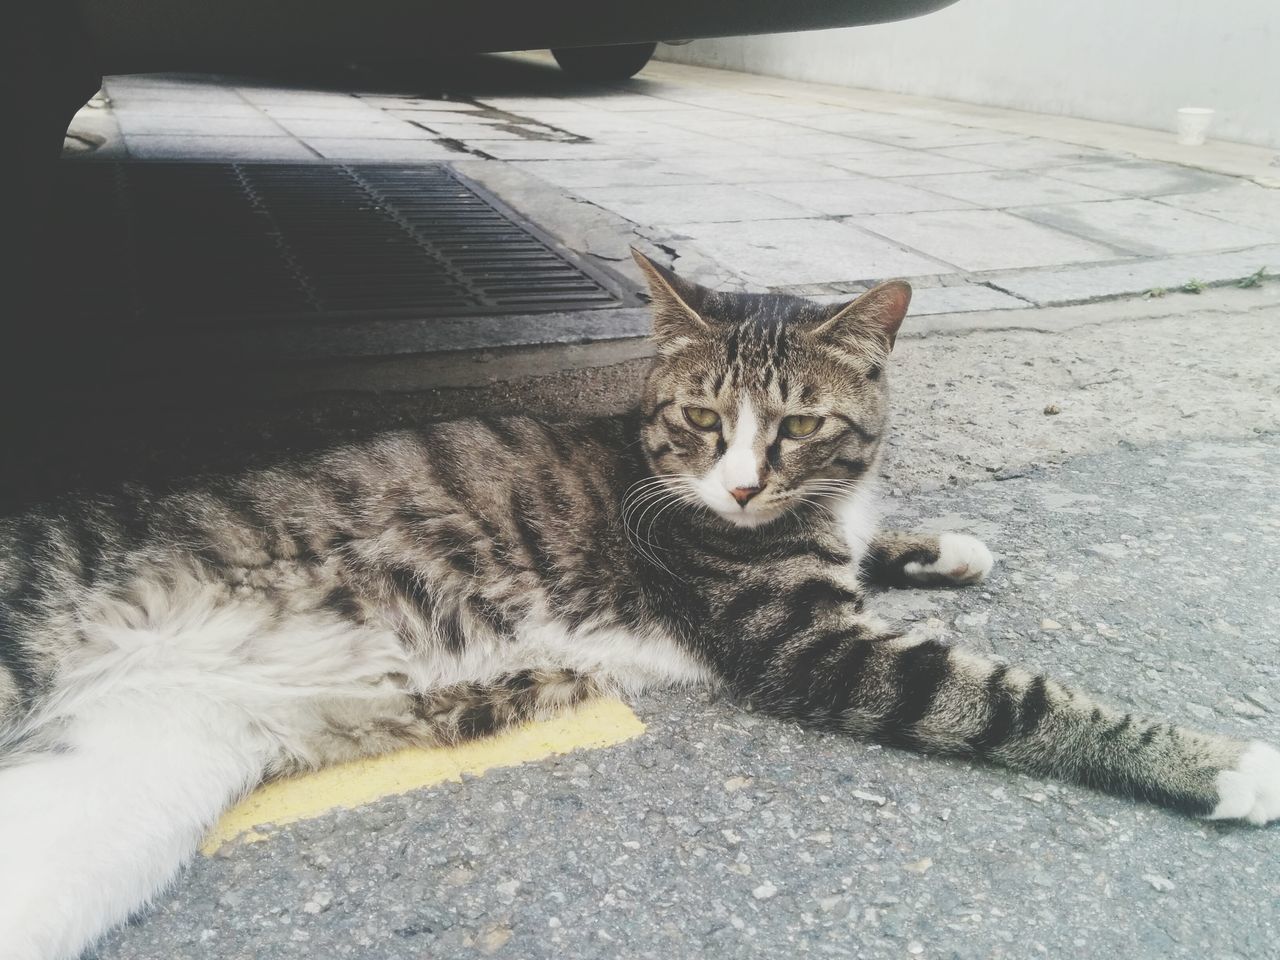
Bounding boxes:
1 0 957 376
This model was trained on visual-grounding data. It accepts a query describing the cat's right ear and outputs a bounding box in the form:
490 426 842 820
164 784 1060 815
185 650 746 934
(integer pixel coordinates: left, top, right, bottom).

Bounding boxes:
812 280 912 353
631 248 710 354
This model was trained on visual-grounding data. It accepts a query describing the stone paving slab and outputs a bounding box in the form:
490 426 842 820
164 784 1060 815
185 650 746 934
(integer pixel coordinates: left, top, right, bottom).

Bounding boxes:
1157 182 1280 234
906 284 1030 315
110 114 286 137
572 184 813 225
753 177 974 215
412 122 532 141
822 147 994 177
858 209 1118 271
475 140 657 161
934 137 1125 170
667 218 951 287
260 103 388 120
1041 159 1241 197
236 89 364 108
665 155 855 184
103 77 246 104
727 131 894 157
794 113 1023 149
121 134 318 160
810 284 1030 316
108 99 265 119
357 96 483 112
896 170 1121 207
648 114 801 140
983 244 1280 305
1014 198 1278 256
271 117 438 140
514 158 708 190
303 138 461 161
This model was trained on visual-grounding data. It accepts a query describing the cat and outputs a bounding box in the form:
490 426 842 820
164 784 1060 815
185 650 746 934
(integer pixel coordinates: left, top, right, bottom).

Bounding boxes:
0 249 1276 960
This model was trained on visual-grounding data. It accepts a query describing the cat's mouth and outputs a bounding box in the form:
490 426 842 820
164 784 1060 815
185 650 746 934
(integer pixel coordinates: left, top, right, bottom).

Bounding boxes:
713 502 787 529
697 487 790 529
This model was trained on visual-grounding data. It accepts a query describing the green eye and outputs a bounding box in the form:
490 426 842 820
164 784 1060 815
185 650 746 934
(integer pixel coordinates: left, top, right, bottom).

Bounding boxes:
781 414 823 439
683 406 721 430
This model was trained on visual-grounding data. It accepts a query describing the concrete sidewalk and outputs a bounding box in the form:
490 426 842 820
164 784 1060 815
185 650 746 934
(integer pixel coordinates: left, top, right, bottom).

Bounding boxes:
69 54 1280 341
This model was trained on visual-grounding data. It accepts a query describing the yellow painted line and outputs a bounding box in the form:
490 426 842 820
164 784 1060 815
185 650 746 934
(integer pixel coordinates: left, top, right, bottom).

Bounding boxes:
201 698 644 855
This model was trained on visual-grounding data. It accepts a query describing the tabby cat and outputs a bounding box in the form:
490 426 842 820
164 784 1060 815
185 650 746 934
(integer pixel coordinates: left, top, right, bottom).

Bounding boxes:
1 250 1276 960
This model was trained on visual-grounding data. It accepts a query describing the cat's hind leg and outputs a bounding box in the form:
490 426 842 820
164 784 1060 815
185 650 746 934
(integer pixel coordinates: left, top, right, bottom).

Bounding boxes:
274 668 599 775
865 531 993 587
0 689 269 960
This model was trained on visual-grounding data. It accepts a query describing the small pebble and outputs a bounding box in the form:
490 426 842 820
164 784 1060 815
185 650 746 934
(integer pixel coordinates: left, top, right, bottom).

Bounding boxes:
1244 690 1277 713
1143 874 1175 893
1228 699 1266 719
301 890 332 915
853 790 888 806
1087 544 1127 561
753 882 778 900
1185 703 1214 721
1040 618 1063 631
478 927 513 954
1044 403 1061 415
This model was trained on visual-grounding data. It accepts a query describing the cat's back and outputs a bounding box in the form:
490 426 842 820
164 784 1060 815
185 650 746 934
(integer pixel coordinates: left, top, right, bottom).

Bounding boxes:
0 414 640 625
2 414 636 568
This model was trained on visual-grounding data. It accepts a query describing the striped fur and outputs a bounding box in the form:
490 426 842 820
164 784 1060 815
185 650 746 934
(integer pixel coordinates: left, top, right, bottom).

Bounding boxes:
0 251 1275 960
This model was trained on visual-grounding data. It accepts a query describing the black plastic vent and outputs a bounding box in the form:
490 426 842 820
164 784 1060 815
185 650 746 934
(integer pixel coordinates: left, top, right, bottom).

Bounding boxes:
56 162 620 327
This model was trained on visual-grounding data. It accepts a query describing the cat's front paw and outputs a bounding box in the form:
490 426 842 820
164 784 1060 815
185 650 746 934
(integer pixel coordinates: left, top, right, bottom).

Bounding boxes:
1208 741 1280 825
903 533 993 586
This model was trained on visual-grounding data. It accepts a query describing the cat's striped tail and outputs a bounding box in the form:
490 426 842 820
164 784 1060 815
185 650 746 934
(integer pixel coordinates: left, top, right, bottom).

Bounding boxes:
740 624 1280 824
0 689 267 960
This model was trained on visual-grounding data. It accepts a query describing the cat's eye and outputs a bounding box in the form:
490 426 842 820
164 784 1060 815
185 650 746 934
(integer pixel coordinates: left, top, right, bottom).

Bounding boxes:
683 406 721 430
781 414 824 439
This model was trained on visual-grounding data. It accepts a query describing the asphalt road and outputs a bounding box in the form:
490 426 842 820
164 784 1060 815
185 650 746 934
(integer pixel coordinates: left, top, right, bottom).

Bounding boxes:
92 434 1280 960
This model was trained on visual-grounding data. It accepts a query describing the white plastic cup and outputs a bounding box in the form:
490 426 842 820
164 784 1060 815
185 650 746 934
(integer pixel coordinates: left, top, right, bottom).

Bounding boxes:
1176 107 1214 146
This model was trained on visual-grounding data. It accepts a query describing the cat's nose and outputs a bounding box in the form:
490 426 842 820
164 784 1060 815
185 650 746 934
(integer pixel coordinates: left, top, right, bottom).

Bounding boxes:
730 485 762 506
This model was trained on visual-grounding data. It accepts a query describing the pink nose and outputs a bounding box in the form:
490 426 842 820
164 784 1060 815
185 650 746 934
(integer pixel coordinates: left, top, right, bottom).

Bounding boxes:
730 486 762 506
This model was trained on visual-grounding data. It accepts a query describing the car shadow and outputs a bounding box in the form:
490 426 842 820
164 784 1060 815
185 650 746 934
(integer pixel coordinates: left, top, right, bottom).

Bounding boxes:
160 52 663 104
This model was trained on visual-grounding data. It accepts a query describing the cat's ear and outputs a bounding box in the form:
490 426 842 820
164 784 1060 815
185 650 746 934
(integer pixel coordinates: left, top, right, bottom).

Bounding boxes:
812 280 912 353
631 248 710 353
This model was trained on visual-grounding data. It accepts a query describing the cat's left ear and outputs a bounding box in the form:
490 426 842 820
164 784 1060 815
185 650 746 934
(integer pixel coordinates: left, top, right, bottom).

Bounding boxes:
631 247 711 354
812 280 912 352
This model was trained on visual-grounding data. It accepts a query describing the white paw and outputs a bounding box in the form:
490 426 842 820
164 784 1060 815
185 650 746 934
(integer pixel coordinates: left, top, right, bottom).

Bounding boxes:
903 533 994 585
1208 741 1280 825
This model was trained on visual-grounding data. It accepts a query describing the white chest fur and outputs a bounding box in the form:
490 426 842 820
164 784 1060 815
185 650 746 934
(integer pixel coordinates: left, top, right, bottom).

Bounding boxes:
834 481 881 570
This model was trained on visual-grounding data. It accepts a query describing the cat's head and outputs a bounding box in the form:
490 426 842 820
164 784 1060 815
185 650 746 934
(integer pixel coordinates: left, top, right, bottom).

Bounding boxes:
633 249 910 529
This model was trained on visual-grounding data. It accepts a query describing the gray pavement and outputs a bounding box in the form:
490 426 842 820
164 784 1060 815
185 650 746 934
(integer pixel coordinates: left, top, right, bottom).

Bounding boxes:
67 54 1280 357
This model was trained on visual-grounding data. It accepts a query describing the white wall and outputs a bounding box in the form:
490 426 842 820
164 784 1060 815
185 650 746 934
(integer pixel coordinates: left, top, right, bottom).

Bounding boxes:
657 0 1280 149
